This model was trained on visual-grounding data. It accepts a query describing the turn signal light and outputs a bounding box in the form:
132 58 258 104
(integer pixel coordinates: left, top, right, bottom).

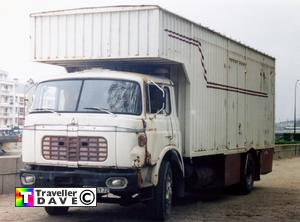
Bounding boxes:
138 134 147 147
20 173 36 185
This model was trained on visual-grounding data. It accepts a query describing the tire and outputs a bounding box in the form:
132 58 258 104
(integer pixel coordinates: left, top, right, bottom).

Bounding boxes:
238 154 255 195
148 161 173 221
44 207 69 216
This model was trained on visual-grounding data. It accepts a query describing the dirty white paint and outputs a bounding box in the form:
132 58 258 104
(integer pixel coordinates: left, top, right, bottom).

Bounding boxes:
29 5 275 160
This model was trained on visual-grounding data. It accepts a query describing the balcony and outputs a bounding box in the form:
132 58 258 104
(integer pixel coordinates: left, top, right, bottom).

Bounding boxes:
1 89 11 94
0 102 13 107
0 112 12 118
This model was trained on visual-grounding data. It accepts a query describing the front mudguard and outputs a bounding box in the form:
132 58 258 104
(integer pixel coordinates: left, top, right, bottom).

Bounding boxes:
150 146 184 186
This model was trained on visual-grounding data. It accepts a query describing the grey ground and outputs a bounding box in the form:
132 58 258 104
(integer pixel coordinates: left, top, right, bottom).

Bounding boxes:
0 157 299 222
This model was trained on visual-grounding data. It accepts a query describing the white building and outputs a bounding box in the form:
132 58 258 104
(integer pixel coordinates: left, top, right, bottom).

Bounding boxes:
0 70 25 129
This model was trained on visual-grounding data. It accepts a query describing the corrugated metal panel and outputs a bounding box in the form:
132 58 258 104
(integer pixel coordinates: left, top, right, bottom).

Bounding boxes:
30 5 275 158
158 9 275 157
31 6 160 62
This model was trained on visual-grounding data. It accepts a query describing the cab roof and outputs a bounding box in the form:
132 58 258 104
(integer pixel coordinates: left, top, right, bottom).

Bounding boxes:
40 69 173 86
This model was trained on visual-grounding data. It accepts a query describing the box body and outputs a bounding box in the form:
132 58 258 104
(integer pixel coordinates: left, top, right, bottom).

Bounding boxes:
30 5 275 158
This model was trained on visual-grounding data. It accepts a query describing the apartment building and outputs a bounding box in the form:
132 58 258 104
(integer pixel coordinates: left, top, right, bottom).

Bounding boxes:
0 70 25 129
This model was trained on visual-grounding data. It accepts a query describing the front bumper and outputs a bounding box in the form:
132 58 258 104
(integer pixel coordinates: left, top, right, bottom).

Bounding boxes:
20 166 139 194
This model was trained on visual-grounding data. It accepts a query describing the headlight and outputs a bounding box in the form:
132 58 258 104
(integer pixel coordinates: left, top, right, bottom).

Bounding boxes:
106 177 128 189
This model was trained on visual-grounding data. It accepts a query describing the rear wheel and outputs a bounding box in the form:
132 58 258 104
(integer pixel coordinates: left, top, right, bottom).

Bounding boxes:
238 154 255 195
148 160 173 221
44 207 69 216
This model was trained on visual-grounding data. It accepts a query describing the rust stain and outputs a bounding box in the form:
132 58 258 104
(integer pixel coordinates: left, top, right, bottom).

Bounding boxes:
142 119 151 165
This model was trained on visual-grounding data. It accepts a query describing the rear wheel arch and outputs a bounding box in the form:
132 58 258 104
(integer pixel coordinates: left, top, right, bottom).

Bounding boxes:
247 148 260 180
238 151 256 194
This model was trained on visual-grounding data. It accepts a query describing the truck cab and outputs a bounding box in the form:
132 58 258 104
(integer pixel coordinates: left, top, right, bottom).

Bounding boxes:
21 69 183 219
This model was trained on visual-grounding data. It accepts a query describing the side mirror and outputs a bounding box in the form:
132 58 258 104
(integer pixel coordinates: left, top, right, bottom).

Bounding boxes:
148 80 165 97
149 91 166 120
147 81 166 119
155 95 166 115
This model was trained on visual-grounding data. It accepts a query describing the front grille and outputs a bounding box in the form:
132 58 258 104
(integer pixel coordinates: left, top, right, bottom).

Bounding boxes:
42 136 108 162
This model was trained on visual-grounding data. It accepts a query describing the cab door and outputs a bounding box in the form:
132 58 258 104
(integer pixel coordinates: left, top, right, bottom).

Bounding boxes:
166 86 181 154
145 83 174 164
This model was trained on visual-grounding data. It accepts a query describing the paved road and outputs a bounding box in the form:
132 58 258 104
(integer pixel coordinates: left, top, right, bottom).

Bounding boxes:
0 157 299 222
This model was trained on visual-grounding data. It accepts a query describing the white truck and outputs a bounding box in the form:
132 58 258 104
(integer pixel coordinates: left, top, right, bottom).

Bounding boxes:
21 5 275 220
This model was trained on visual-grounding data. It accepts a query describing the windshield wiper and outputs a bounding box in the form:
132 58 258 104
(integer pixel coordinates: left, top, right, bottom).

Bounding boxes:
31 108 60 115
84 107 117 117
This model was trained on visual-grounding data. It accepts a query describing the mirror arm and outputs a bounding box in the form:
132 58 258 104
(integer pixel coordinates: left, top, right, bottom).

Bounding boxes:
146 80 166 118
155 100 166 115
148 80 165 97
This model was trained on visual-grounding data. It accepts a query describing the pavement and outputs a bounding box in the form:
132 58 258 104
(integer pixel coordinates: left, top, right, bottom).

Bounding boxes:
0 157 299 222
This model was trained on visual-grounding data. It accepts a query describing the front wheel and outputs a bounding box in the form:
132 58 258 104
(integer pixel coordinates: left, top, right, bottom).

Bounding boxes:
148 160 173 221
44 206 69 216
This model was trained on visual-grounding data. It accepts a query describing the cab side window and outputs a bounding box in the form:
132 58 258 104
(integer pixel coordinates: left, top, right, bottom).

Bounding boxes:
164 87 171 115
146 84 171 115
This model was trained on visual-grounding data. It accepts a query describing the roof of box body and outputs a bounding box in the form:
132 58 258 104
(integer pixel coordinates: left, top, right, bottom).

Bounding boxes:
30 5 275 60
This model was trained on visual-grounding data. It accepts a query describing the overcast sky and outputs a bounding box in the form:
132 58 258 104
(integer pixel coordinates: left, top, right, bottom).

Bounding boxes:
0 0 299 122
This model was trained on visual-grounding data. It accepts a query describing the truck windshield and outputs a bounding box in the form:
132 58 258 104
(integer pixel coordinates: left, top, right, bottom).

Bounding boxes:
32 79 142 115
